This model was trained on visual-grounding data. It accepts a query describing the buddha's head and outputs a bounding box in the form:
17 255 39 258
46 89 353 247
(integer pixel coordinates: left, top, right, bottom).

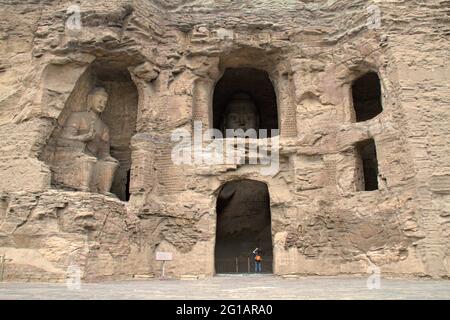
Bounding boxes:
87 87 108 114
222 93 259 137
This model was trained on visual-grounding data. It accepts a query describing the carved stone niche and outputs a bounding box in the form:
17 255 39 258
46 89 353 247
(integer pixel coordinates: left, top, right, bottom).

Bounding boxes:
213 68 279 138
41 62 138 201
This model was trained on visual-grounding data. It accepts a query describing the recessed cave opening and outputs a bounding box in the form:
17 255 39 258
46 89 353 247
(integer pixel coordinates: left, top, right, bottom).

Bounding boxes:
352 72 383 122
125 169 131 202
40 59 138 201
215 179 273 274
213 68 278 138
356 139 379 191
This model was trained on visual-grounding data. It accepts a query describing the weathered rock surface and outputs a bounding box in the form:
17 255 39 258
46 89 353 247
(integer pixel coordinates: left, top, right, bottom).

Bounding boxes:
0 0 449 281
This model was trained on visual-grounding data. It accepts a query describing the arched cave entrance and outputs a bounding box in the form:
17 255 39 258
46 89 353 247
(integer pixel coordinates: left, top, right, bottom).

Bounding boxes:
213 68 278 138
352 72 383 122
215 179 273 274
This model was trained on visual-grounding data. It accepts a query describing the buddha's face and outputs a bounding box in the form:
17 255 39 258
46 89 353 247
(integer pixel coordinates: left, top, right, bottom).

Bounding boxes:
223 101 259 133
89 92 108 113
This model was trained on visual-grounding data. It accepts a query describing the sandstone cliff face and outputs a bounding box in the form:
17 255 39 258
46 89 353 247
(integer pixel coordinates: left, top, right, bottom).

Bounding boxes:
0 0 449 281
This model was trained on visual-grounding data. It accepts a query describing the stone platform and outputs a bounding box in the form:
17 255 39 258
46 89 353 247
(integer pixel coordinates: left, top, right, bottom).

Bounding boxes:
1 275 449 300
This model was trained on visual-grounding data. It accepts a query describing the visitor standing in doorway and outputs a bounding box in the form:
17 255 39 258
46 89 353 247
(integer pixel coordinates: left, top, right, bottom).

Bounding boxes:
253 248 262 273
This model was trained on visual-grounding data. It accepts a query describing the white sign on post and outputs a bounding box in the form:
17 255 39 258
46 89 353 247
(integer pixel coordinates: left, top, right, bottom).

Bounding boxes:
156 252 172 278
156 252 173 261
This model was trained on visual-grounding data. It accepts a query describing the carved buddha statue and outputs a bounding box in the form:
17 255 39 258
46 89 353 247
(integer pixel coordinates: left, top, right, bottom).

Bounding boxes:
52 87 119 195
221 93 260 137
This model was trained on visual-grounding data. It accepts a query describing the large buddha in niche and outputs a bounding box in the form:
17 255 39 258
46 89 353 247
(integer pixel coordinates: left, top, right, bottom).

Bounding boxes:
52 87 119 195
221 93 260 137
